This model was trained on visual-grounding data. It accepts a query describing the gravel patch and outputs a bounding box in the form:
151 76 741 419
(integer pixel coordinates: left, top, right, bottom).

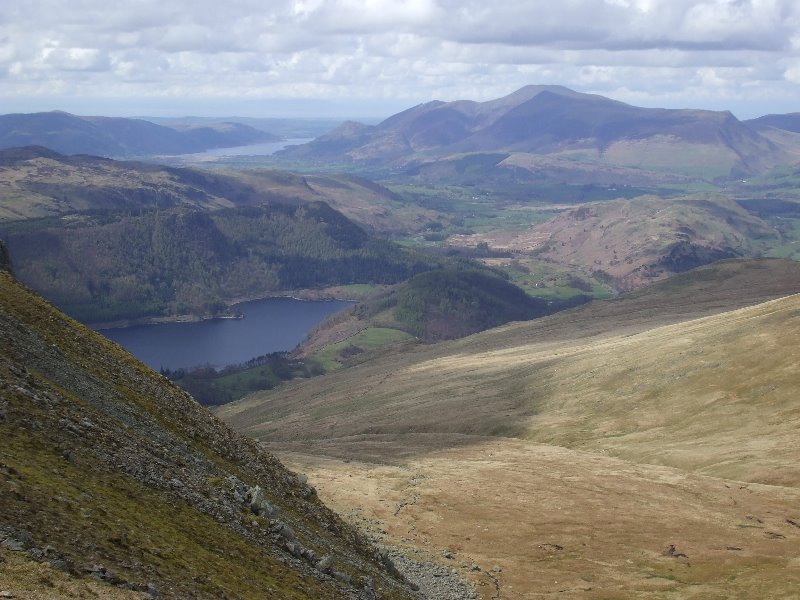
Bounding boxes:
388 550 478 600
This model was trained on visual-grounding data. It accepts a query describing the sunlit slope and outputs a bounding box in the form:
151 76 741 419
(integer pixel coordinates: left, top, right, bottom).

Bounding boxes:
411 292 800 485
219 259 800 487
284 440 800 600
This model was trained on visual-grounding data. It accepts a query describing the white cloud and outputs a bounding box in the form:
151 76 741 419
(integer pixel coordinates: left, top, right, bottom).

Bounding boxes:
1 0 799 118
42 47 110 71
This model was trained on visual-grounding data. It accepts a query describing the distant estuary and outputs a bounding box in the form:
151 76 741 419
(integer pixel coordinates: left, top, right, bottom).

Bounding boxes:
100 297 352 371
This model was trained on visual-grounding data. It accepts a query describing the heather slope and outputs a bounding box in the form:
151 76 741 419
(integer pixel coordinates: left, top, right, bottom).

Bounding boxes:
503 194 775 290
433 189 798 296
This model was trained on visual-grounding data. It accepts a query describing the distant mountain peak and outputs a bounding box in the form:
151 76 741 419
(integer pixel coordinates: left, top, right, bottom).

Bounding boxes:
278 85 795 179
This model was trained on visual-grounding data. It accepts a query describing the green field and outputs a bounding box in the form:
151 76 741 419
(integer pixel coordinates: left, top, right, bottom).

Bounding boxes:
310 327 414 372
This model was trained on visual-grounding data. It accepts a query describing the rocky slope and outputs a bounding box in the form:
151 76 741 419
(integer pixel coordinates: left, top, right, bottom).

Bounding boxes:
0 259 418 599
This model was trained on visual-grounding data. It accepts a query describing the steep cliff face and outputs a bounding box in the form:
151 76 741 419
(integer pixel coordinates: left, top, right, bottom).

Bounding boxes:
0 268 415 599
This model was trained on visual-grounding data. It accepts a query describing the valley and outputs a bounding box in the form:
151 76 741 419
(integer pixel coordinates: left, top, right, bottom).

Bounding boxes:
218 260 800 598
3 85 800 599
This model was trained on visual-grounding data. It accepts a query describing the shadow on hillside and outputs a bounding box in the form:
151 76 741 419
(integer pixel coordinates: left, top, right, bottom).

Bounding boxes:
221 258 800 464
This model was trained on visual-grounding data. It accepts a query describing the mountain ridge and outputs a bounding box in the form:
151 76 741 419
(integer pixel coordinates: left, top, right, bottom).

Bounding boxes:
278 85 797 180
0 111 279 157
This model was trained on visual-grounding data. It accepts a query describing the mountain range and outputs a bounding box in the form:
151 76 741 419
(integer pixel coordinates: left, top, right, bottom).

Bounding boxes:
0 111 279 157
279 85 800 182
3 86 800 599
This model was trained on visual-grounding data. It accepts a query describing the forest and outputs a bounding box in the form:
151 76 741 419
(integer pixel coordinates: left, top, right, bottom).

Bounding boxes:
1 201 442 323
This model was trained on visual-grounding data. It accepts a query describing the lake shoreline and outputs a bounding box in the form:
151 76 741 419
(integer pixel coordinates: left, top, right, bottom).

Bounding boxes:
98 296 354 371
90 311 243 332
90 287 360 331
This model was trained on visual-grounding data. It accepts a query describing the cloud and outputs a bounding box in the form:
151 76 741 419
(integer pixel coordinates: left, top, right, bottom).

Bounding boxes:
1 0 799 118
42 47 110 71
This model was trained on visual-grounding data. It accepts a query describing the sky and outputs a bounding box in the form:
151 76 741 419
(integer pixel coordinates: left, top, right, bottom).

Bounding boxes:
2 0 799 121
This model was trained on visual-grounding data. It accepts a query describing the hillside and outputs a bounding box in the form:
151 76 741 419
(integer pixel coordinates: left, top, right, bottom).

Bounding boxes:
0 112 278 157
217 258 800 598
356 268 559 341
449 194 777 291
219 258 800 458
295 266 588 368
0 148 441 323
278 86 794 180
0 146 239 221
159 266 575 407
0 147 433 232
0 263 418 598
746 112 800 133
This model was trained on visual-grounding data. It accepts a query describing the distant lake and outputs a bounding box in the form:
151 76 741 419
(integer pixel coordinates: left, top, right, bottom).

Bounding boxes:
172 138 313 161
100 297 351 371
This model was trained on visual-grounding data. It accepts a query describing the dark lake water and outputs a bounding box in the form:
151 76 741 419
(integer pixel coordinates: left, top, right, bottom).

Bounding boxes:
100 297 351 371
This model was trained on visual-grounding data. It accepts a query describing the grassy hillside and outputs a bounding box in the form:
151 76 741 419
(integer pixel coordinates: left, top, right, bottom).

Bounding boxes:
0 267 416 599
219 258 800 473
293 265 589 372
217 258 800 598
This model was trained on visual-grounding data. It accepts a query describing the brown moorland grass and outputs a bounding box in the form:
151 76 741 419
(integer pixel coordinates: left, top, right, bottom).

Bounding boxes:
217 258 800 599
281 441 800 600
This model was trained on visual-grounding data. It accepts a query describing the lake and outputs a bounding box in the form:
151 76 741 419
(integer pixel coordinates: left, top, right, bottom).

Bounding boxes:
170 138 313 162
100 297 351 371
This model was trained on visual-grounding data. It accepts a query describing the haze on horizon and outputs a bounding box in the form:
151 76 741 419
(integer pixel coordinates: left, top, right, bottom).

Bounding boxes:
2 0 800 121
